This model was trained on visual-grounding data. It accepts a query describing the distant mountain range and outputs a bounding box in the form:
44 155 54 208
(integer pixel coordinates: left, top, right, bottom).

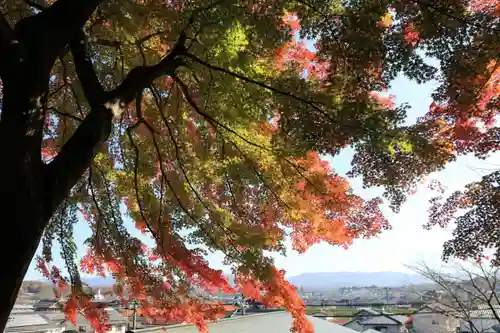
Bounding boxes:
81 277 115 287
37 276 115 287
33 271 429 290
287 271 430 289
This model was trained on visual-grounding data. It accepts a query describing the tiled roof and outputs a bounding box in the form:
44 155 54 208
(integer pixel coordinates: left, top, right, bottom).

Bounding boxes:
105 308 129 323
356 308 381 316
7 314 49 327
62 307 128 331
33 300 62 310
470 307 500 318
388 315 410 324
359 316 401 325
329 319 351 325
311 310 336 317
344 320 364 331
415 303 458 315
478 305 500 310
132 312 359 333
42 312 66 323
459 319 500 333
5 312 62 333
364 329 383 333
344 313 409 328
11 305 34 314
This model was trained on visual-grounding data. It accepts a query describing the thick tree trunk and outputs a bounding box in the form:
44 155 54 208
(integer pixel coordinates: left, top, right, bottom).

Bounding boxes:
0 83 114 332
0 0 184 329
0 192 46 327
0 76 49 329
0 3 107 327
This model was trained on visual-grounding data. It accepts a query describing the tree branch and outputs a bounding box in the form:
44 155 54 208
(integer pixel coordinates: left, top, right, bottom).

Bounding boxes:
20 0 103 48
42 32 188 222
184 53 336 123
107 33 187 104
48 107 83 122
10 0 103 96
69 29 106 107
0 12 18 75
43 103 113 222
24 0 47 12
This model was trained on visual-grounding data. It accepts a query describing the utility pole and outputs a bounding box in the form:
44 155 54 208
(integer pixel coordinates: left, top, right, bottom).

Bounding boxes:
129 300 140 330
386 288 390 304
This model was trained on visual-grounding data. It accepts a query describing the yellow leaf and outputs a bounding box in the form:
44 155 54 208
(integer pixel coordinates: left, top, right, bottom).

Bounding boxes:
379 12 393 28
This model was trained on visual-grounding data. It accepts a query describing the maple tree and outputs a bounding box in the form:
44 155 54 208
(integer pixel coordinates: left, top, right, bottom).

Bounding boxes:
419 3 500 265
0 0 497 332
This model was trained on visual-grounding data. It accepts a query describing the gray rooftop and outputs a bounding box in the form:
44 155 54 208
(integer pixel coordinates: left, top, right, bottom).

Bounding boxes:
470 307 500 319
11 305 34 314
62 307 128 331
344 312 409 328
364 330 383 333
386 315 409 324
4 312 62 333
356 308 381 316
134 311 358 333
415 303 459 315
357 315 402 325
42 312 66 323
459 319 500 333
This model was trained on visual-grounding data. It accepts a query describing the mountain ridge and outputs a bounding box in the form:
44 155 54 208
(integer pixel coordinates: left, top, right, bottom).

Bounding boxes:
287 271 429 289
29 271 429 290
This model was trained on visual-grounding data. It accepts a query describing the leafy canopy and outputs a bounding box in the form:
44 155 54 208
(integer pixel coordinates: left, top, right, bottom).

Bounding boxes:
3 0 495 331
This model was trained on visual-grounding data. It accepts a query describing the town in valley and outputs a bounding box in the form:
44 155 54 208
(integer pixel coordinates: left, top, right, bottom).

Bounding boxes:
7 270 496 333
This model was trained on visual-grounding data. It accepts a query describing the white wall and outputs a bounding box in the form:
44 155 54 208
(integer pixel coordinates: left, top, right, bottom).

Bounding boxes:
106 324 127 333
63 322 127 333
47 327 65 333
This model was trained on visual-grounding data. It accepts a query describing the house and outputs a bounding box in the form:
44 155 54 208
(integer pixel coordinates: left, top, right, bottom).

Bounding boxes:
355 308 384 318
11 304 35 314
329 318 352 326
34 300 64 312
121 304 238 328
470 305 500 318
343 308 410 333
4 312 64 333
457 304 500 333
411 304 460 333
129 311 360 333
43 308 128 333
310 310 336 321
458 319 500 333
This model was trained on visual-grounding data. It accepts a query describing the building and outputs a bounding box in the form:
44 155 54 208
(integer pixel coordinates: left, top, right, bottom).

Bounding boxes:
34 300 64 312
330 318 352 326
120 304 237 328
457 319 500 333
310 310 336 321
11 304 35 314
411 304 460 333
457 304 500 333
343 308 410 333
5 312 65 333
43 308 128 333
130 311 359 333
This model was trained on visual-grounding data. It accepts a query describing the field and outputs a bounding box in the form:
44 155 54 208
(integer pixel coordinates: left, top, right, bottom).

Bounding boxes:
305 306 416 316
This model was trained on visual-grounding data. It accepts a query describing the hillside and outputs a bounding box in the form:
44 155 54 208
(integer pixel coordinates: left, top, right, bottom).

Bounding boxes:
18 280 114 301
20 272 429 299
288 272 430 290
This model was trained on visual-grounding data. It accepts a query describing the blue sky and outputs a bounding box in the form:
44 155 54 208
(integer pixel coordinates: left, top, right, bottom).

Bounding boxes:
24 66 499 281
